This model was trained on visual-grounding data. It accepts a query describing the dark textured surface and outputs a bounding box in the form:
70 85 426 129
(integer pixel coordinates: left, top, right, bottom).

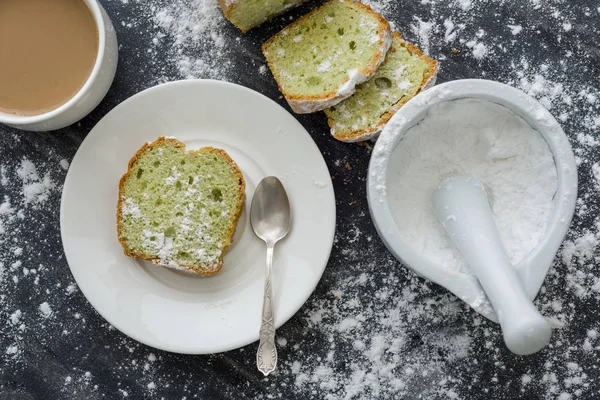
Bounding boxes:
1 0 599 399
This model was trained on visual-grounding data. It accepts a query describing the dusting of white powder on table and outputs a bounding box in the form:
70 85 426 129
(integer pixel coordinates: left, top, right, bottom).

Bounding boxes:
388 98 557 273
0 0 598 399
151 0 232 79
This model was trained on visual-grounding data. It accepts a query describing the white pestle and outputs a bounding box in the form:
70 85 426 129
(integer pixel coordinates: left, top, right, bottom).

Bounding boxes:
432 175 552 355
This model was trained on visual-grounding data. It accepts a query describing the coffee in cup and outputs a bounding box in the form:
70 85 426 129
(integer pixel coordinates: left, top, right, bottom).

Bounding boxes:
0 0 99 116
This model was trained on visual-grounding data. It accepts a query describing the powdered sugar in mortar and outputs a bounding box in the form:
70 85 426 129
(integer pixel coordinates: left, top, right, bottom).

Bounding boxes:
387 98 557 273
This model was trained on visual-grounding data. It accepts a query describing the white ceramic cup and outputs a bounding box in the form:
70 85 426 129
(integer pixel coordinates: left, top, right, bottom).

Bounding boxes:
0 0 118 132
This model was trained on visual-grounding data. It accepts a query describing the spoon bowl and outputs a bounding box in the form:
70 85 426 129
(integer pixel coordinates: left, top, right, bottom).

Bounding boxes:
251 177 291 245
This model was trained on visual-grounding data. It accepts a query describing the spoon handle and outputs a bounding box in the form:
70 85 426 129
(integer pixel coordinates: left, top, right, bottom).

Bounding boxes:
257 243 277 376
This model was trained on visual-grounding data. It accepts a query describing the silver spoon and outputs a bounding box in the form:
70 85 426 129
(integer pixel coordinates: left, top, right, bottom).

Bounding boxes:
250 176 291 376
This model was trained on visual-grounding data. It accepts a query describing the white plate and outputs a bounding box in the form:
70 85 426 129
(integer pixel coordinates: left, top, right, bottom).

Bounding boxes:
61 80 336 354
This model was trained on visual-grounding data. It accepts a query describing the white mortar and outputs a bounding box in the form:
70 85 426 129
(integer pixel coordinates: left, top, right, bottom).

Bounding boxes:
367 79 578 322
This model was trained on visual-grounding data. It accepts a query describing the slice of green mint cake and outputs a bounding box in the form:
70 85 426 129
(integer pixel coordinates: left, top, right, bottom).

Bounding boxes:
262 0 392 114
325 32 438 142
219 0 310 33
117 137 245 275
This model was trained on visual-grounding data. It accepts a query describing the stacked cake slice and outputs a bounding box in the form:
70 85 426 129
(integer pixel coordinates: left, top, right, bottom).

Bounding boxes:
260 0 438 142
218 0 439 142
325 32 438 142
262 0 392 114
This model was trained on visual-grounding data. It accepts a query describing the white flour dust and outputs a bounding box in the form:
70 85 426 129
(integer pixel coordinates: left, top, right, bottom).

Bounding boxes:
1 152 63 364
388 98 557 273
116 0 236 82
151 0 233 79
0 0 599 399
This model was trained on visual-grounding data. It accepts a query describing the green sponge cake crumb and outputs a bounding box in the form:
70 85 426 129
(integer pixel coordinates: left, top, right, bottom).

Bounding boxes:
325 32 438 142
219 0 309 33
262 0 391 113
117 137 245 275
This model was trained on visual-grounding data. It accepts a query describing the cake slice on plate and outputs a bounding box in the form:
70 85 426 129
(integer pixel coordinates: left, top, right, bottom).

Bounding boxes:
262 0 392 114
325 32 438 142
117 137 245 276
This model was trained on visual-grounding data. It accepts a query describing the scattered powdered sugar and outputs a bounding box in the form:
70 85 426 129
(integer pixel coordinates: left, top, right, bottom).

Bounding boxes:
121 198 141 218
164 166 182 186
0 0 599 399
0 166 8 186
443 19 457 43
507 24 523 35
471 42 487 59
562 233 599 267
410 17 434 55
272 234 479 399
317 59 332 72
39 302 53 318
0 137 73 370
455 0 472 11
150 0 233 80
9 310 22 325
16 159 55 206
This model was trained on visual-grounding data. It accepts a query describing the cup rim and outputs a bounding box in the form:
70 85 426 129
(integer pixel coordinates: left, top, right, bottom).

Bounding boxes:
0 0 106 125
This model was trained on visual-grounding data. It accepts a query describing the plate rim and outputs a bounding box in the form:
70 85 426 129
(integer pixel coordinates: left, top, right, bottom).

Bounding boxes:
60 79 336 354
